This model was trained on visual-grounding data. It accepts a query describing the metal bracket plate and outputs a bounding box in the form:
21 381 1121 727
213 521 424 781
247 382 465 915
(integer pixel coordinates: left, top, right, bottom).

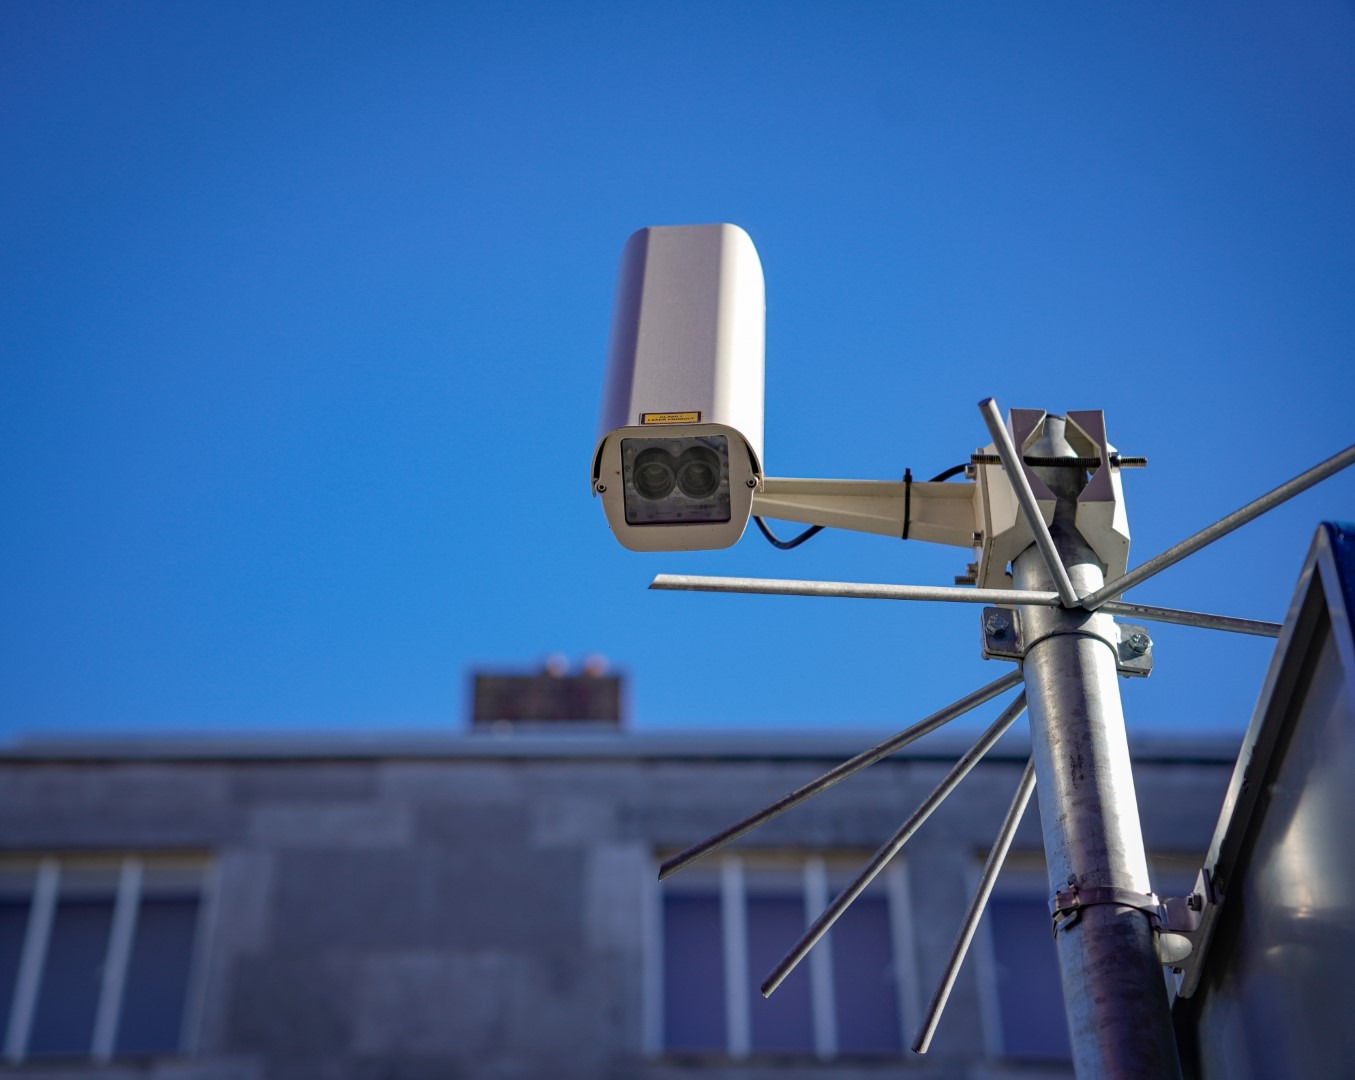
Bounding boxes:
1159 867 1219 979
1113 623 1154 678
980 606 1024 661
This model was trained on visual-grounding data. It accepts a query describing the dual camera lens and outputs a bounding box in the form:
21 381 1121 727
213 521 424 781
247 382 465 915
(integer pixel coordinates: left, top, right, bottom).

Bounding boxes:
633 446 722 501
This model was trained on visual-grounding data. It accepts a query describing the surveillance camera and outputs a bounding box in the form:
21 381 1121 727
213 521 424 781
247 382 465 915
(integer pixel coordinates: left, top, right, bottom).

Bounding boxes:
591 224 765 552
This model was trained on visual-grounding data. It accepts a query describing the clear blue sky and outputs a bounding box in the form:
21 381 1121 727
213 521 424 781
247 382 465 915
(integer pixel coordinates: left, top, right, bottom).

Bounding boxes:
3 2 1353 741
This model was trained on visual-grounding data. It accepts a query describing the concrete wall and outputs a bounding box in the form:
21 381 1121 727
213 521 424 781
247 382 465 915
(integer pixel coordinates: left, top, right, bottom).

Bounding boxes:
0 733 1237 1080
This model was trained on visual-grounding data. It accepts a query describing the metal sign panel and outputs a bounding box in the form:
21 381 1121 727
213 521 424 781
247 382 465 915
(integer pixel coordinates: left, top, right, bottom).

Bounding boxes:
1175 522 1355 1079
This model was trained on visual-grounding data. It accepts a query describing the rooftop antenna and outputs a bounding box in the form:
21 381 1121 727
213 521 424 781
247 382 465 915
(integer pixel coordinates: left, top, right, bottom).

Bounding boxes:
589 223 1355 1077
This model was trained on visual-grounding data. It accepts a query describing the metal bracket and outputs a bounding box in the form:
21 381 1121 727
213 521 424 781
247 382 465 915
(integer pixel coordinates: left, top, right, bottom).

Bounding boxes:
1047 869 1219 972
981 608 1155 678
980 607 1025 661
1113 622 1154 678
1156 868 1218 972
751 477 979 548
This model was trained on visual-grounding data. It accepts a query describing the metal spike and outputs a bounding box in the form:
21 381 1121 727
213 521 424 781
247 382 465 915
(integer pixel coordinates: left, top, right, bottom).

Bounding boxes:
913 757 1036 1054
1081 441 1355 610
761 693 1027 997
658 672 1023 880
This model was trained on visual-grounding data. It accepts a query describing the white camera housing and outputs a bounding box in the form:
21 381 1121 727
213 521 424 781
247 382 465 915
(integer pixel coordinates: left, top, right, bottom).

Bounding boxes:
591 224 766 552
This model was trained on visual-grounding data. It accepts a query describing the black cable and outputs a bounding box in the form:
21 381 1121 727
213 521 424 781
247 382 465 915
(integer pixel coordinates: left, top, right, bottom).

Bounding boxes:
902 467 912 540
753 517 824 550
928 463 969 482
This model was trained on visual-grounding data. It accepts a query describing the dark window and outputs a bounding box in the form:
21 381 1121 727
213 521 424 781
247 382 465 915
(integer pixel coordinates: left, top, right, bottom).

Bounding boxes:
662 893 725 1052
116 895 200 1055
657 857 908 1060
746 894 813 1053
988 895 1071 1060
0 858 206 1063
0 896 30 1038
28 898 115 1057
832 894 902 1054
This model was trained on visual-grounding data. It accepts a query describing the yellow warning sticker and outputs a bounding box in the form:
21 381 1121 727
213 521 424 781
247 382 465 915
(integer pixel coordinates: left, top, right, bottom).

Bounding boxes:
639 411 702 425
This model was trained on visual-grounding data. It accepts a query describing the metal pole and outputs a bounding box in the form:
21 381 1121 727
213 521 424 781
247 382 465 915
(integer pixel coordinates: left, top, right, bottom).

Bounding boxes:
1012 415 1181 1079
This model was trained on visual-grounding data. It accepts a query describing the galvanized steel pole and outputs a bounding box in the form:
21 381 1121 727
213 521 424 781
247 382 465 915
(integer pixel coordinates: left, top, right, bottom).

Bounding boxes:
1012 416 1181 1079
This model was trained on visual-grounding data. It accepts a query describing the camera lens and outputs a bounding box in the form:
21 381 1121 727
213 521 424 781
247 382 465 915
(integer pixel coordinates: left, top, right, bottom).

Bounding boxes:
676 446 722 499
632 448 676 500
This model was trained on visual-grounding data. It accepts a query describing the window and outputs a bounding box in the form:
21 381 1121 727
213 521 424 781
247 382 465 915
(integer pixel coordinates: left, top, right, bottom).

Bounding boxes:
979 861 1071 1063
648 853 917 1060
978 853 1200 1062
0 855 210 1062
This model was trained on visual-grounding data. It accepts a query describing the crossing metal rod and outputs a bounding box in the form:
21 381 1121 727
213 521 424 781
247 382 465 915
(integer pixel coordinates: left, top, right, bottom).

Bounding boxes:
651 574 1281 637
657 670 1024 880
1098 600 1279 638
650 574 1055 606
912 757 1036 1055
979 397 1082 606
761 692 1027 998
1080 441 1355 610
1016 416 1182 1078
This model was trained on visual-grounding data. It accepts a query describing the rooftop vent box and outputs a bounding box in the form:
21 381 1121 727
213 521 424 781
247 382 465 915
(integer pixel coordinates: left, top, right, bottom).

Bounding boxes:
471 661 623 730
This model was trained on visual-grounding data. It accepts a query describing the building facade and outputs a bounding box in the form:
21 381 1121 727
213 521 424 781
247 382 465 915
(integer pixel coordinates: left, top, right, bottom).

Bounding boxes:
0 725 1235 1079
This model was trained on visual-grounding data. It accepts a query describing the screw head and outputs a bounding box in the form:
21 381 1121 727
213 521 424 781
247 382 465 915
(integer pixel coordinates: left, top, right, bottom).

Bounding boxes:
746 478 758 488
596 483 606 493
984 613 1008 637
1128 632 1152 655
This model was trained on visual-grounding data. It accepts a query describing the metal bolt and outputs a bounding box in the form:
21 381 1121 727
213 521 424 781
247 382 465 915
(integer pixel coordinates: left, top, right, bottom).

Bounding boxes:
984 613 1008 637
596 483 606 493
1128 632 1152 655
746 478 758 488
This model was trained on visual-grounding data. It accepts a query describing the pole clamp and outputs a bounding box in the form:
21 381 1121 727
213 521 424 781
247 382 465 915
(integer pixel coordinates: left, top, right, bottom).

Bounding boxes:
1049 881 1161 937
981 608 1155 677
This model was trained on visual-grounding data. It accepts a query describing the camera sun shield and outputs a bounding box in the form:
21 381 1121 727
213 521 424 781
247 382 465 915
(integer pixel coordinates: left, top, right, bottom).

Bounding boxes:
591 223 765 552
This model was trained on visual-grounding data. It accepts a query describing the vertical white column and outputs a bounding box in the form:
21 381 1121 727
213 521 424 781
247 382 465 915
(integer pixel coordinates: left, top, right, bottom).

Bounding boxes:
5 859 60 1062
886 861 920 1052
720 857 750 1058
640 860 663 1055
92 857 143 1060
804 856 837 1060
968 860 1006 1057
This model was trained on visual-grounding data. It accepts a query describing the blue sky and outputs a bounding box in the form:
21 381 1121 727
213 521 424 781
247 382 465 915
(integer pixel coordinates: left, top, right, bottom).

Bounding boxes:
2 2 1353 741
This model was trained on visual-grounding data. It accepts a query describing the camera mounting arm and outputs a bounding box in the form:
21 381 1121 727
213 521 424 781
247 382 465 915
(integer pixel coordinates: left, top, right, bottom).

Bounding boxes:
752 409 1134 593
752 477 979 548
